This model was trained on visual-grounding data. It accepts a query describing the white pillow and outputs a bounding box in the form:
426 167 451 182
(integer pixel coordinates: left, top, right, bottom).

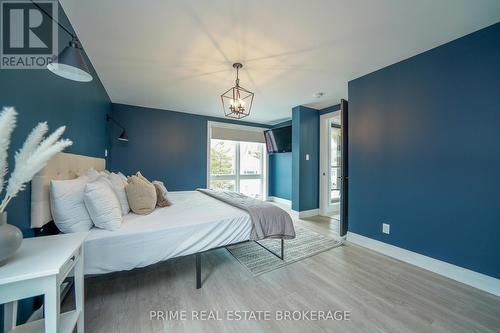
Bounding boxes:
83 177 122 231
99 171 110 178
50 170 99 233
108 172 130 215
117 172 127 183
83 168 100 180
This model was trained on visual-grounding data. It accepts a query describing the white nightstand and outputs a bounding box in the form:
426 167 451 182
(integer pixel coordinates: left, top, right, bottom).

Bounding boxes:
0 232 87 333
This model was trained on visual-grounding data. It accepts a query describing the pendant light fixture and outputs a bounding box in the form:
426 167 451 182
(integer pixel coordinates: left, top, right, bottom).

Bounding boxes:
221 63 254 119
31 1 93 82
47 38 93 82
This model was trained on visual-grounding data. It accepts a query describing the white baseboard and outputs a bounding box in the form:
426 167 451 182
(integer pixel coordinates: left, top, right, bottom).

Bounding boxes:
267 198 319 219
267 197 320 220
290 208 319 219
267 196 292 207
347 232 500 297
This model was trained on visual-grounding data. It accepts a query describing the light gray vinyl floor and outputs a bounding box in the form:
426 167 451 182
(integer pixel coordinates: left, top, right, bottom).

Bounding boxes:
68 215 500 333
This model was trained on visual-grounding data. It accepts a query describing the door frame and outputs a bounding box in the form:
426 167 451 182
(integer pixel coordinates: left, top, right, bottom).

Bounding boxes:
339 99 349 237
319 111 341 216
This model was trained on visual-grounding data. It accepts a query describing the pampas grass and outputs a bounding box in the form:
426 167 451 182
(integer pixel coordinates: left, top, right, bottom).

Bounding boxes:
0 107 17 195
0 107 72 212
14 122 48 167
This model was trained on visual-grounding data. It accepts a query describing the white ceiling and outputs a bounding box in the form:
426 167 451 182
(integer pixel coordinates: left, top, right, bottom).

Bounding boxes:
60 0 500 125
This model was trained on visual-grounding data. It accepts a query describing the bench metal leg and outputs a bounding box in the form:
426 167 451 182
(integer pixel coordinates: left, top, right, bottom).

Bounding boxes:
196 253 201 289
4 301 18 332
195 239 284 289
281 239 284 259
255 238 284 260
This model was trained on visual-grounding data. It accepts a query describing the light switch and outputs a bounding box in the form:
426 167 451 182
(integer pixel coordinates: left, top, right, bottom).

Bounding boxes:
305 154 310 161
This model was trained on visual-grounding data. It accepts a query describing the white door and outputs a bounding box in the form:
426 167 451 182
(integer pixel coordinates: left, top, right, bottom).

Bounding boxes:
319 111 341 217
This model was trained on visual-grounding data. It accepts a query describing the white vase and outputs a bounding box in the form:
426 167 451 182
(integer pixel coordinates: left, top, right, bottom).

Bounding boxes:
0 212 23 266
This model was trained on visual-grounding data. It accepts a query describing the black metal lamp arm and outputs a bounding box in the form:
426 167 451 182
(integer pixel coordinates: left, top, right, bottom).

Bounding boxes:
30 0 76 39
106 115 126 131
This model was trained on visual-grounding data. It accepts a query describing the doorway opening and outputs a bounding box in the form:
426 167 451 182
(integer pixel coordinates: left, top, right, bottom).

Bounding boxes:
319 111 341 220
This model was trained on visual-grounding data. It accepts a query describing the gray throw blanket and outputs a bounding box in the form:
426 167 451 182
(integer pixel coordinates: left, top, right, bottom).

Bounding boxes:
197 189 295 241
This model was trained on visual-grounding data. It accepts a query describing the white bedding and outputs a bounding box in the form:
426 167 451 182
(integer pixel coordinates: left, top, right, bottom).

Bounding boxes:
84 191 252 274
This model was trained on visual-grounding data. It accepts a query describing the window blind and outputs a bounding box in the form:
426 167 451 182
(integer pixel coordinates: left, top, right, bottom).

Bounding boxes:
210 126 265 143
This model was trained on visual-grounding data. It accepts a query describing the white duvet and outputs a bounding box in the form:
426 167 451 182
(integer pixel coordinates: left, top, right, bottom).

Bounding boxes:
84 191 252 274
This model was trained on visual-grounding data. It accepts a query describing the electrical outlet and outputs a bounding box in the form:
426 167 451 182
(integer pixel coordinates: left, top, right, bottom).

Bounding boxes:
382 223 390 234
305 154 310 161
104 149 108 157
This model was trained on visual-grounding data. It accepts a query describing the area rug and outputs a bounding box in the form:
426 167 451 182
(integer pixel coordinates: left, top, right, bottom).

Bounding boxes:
226 226 343 275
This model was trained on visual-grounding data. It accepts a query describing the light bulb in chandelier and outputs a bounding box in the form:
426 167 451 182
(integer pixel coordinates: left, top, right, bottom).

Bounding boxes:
229 100 245 113
229 98 246 113
229 99 245 106
221 63 254 119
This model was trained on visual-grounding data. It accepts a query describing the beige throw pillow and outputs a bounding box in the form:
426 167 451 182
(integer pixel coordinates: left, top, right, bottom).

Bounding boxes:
136 171 150 183
126 175 157 215
153 180 171 207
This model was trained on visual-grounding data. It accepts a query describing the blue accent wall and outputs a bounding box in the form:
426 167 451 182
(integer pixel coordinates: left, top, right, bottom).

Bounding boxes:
348 23 500 278
292 106 319 211
0 4 111 327
109 104 269 190
268 120 292 201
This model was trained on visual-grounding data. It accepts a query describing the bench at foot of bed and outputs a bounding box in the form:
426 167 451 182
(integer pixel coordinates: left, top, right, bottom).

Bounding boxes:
195 239 285 289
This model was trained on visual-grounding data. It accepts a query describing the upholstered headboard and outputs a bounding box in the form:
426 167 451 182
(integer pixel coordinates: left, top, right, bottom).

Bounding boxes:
30 152 105 228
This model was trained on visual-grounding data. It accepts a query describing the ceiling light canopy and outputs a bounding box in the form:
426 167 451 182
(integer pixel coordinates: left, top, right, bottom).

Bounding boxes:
221 63 254 119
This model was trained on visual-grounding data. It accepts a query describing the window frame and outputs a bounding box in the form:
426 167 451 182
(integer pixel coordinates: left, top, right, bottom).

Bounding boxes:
207 121 268 201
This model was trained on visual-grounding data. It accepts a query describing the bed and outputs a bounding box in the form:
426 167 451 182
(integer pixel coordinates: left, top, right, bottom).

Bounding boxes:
84 190 252 274
31 153 294 288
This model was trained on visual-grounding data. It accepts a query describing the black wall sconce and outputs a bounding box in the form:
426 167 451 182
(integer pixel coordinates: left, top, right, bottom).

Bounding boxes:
107 115 129 142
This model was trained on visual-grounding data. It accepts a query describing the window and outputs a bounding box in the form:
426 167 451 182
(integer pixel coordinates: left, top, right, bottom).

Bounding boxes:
209 138 265 199
330 125 341 203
